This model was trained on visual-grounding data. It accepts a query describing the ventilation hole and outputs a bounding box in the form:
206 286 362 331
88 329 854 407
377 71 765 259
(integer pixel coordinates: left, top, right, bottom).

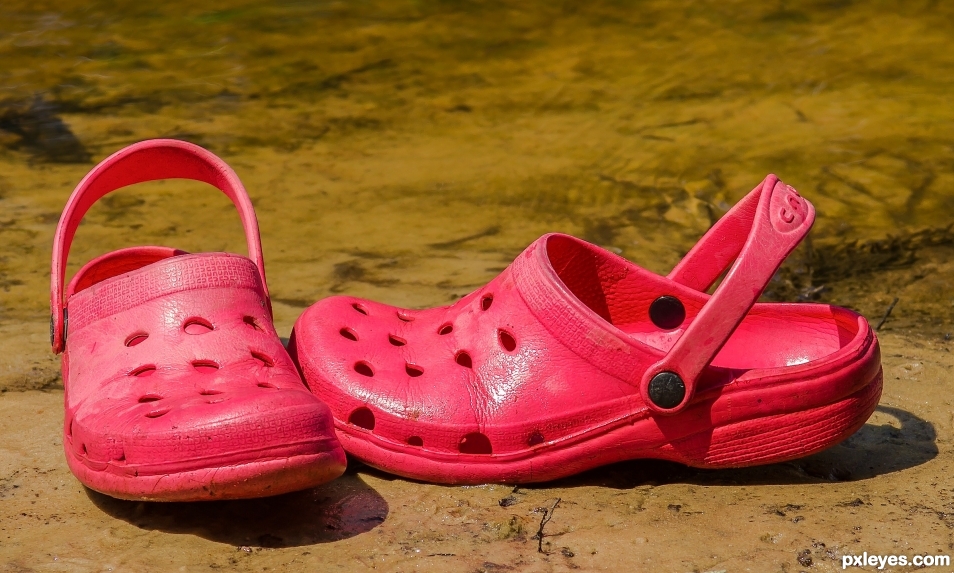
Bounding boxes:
354 361 374 377
527 431 545 446
455 351 473 369
340 328 358 341
66 419 73 438
80 443 87 456
407 436 424 447
480 294 494 311
251 351 274 367
183 318 214 335
405 363 424 377
352 303 369 315
199 389 222 396
348 407 375 430
145 408 170 419
192 360 220 373
243 316 263 331
397 310 414 322
438 323 453 335
114 451 126 463
138 394 162 403
388 334 406 346
459 432 492 455
498 330 517 352
124 333 148 347
257 382 278 389
130 365 156 377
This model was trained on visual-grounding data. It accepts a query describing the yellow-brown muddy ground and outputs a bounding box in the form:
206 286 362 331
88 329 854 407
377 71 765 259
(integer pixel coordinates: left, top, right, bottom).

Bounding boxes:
1 1 953 571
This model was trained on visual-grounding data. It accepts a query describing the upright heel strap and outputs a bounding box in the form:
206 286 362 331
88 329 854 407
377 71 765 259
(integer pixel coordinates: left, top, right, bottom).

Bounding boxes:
641 175 815 414
50 139 268 353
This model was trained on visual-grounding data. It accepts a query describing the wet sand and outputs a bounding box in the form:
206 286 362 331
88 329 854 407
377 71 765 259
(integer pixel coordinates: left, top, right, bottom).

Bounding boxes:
2 1 954 571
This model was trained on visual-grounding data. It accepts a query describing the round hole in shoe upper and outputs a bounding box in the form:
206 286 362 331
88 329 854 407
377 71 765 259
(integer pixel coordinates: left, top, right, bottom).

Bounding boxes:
397 310 414 322
138 394 163 403
438 323 453 335
124 332 148 347
407 436 424 447
352 303 369 315
192 360 220 373
199 389 222 396
459 432 492 454
498 329 517 352
257 382 278 389
388 334 406 346
649 295 686 330
349 407 375 430
354 361 374 377
183 317 214 335
527 430 545 446
243 316 263 331
129 365 156 377
455 351 473 369
145 408 170 419
340 327 358 341
480 294 494 311
251 351 274 367
405 363 424 377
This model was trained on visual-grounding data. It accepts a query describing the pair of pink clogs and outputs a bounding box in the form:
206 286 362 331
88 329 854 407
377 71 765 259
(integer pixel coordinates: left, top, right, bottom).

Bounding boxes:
51 140 882 501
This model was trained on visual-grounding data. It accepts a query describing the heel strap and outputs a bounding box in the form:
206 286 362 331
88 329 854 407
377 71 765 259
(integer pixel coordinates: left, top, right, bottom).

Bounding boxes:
50 139 267 353
641 175 814 414
669 175 792 291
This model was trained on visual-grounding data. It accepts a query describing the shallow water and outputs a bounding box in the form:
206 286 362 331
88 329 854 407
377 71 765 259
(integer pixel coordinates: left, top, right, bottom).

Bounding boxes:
1 1 954 571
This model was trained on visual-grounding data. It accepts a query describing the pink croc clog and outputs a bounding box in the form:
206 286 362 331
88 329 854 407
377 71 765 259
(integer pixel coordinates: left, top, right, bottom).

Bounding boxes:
290 175 882 484
51 139 346 501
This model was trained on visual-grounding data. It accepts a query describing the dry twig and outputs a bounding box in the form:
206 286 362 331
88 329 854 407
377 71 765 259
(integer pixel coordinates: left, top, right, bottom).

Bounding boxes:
876 297 900 331
532 498 561 553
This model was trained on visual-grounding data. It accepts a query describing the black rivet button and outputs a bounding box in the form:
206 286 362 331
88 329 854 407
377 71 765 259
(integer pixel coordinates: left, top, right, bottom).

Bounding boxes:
648 371 686 409
649 295 685 329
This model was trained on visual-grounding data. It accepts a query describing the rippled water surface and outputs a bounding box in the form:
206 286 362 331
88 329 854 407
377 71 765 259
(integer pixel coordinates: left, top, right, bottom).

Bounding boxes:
1 1 952 322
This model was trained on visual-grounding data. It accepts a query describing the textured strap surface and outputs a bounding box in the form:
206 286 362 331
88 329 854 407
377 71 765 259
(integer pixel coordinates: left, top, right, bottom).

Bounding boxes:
66 253 263 334
670 174 788 291
642 175 815 413
51 139 267 353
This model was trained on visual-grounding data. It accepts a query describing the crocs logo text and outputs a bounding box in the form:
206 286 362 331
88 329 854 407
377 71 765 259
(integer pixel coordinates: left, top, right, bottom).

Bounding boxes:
779 186 803 223
770 182 807 232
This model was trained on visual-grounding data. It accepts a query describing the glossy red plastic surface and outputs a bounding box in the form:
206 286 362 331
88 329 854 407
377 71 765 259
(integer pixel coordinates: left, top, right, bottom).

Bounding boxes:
291 175 882 484
51 140 346 501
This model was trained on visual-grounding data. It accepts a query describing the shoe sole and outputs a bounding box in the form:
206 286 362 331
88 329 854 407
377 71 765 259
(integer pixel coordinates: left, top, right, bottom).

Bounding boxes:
65 443 347 502
334 359 882 485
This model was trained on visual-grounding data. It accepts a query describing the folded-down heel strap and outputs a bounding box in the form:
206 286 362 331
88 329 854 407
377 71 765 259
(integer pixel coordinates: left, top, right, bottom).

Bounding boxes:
642 175 815 414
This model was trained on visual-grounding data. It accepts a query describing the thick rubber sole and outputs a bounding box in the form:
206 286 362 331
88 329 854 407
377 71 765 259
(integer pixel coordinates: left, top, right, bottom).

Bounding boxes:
334 367 883 485
65 445 347 502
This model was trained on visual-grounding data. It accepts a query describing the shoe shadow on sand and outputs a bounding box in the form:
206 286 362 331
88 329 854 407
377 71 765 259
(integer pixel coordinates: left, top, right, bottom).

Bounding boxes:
86 467 388 548
543 405 938 489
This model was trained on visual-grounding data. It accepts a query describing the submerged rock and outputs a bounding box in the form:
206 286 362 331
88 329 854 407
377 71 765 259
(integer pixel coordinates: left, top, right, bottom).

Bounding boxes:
0 95 90 163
